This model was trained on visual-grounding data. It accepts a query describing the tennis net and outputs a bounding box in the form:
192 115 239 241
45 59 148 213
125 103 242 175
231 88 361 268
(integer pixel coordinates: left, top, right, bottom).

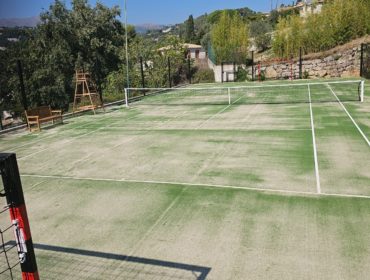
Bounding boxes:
124 80 365 106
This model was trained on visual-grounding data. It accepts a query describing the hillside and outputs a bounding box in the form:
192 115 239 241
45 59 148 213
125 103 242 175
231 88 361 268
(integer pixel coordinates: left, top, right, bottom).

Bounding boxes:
142 6 267 47
0 16 40 27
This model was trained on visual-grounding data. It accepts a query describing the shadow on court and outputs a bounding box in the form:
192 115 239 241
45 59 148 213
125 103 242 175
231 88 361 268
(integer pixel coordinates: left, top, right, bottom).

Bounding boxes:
12 242 211 279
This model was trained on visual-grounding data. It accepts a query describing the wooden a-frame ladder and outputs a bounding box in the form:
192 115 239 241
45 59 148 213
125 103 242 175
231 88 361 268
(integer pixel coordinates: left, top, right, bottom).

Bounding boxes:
73 70 104 114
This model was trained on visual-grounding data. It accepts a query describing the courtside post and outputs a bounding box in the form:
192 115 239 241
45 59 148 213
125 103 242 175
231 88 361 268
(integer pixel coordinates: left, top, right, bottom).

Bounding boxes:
360 80 365 102
124 88 129 107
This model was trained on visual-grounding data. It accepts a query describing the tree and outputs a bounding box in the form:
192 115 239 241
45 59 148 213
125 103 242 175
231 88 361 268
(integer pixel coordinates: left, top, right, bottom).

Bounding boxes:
250 20 272 51
0 49 20 116
185 15 196 43
103 35 190 97
211 11 249 64
6 0 125 110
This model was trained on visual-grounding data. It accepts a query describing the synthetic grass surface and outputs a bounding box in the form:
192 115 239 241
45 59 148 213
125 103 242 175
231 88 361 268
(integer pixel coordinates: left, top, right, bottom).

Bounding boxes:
18 177 370 279
0 79 369 279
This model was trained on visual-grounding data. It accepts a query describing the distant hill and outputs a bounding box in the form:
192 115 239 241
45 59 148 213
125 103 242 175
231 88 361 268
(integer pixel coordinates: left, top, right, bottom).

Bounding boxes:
135 23 168 34
0 16 40 27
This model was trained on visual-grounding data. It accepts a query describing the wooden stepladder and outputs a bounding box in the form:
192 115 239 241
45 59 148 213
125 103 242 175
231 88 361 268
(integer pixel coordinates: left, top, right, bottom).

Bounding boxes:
73 70 104 114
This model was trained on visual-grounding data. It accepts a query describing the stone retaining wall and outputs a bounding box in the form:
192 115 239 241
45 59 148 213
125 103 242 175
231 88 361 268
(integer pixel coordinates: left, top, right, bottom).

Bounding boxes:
258 46 361 79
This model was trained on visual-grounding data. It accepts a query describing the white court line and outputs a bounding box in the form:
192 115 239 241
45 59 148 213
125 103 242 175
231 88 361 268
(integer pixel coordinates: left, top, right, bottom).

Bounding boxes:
327 84 370 147
66 96 244 168
5 106 125 152
196 95 244 129
105 127 312 132
307 85 321 194
125 187 188 259
64 108 193 171
112 109 190 149
28 180 47 191
21 174 370 200
17 113 139 161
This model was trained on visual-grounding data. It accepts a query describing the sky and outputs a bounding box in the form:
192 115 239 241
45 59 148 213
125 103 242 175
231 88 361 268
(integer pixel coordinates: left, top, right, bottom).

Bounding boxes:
0 0 295 25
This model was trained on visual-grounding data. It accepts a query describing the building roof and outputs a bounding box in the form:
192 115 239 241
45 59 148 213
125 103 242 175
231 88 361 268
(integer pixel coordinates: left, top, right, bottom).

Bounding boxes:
184 43 203 49
158 43 203 52
278 0 325 12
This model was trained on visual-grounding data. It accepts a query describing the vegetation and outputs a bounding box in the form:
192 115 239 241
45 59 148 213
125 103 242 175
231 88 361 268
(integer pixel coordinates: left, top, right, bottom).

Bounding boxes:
184 15 196 43
249 20 273 51
192 69 215 84
235 67 249 82
211 11 249 64
0 0 190 116
2 0 370 119
273 0 370 58
0 0 125 114
104 35 190 101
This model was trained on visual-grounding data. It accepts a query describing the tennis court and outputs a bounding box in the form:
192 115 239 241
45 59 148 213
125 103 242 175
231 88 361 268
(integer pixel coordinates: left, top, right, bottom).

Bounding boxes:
1 79 370 279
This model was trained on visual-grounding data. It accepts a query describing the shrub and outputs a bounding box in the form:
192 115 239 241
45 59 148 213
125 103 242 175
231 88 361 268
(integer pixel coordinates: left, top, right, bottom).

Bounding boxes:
259 70 266 81
192 69 215 83
235 67 249 82
303 70 309 79
272 0 370 58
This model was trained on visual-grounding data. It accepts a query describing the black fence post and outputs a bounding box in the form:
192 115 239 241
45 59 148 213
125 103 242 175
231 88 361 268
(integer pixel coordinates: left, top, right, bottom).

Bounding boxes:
168 57 172 88
140 56 145 90
16 60 28 110
360 43 364 78
251 51 255 81
299 47 303 79
188 58 191 84
0 114 3 130
221 62 224 83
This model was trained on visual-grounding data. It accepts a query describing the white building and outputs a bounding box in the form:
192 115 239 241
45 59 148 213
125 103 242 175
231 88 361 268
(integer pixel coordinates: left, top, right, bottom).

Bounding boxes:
158 43 207 60
278 0 325 17
297 0 324 17
184 44 207 60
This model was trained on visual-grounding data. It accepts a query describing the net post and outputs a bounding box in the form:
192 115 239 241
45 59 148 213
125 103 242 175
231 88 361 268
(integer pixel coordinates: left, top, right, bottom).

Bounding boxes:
228 88 231 105
360 80 365 102
0 153 39 280
124 88 129 107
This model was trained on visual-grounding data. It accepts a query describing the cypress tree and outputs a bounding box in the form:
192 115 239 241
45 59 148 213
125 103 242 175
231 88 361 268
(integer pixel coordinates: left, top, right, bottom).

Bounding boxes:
185 15 196 43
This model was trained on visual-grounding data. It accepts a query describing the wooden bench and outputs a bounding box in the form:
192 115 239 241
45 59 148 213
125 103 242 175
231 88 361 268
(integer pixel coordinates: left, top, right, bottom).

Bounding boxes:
25 106 63 132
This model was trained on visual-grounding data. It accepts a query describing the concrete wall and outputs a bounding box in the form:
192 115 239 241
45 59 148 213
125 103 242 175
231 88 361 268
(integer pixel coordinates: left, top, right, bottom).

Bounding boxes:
208 59 236 82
